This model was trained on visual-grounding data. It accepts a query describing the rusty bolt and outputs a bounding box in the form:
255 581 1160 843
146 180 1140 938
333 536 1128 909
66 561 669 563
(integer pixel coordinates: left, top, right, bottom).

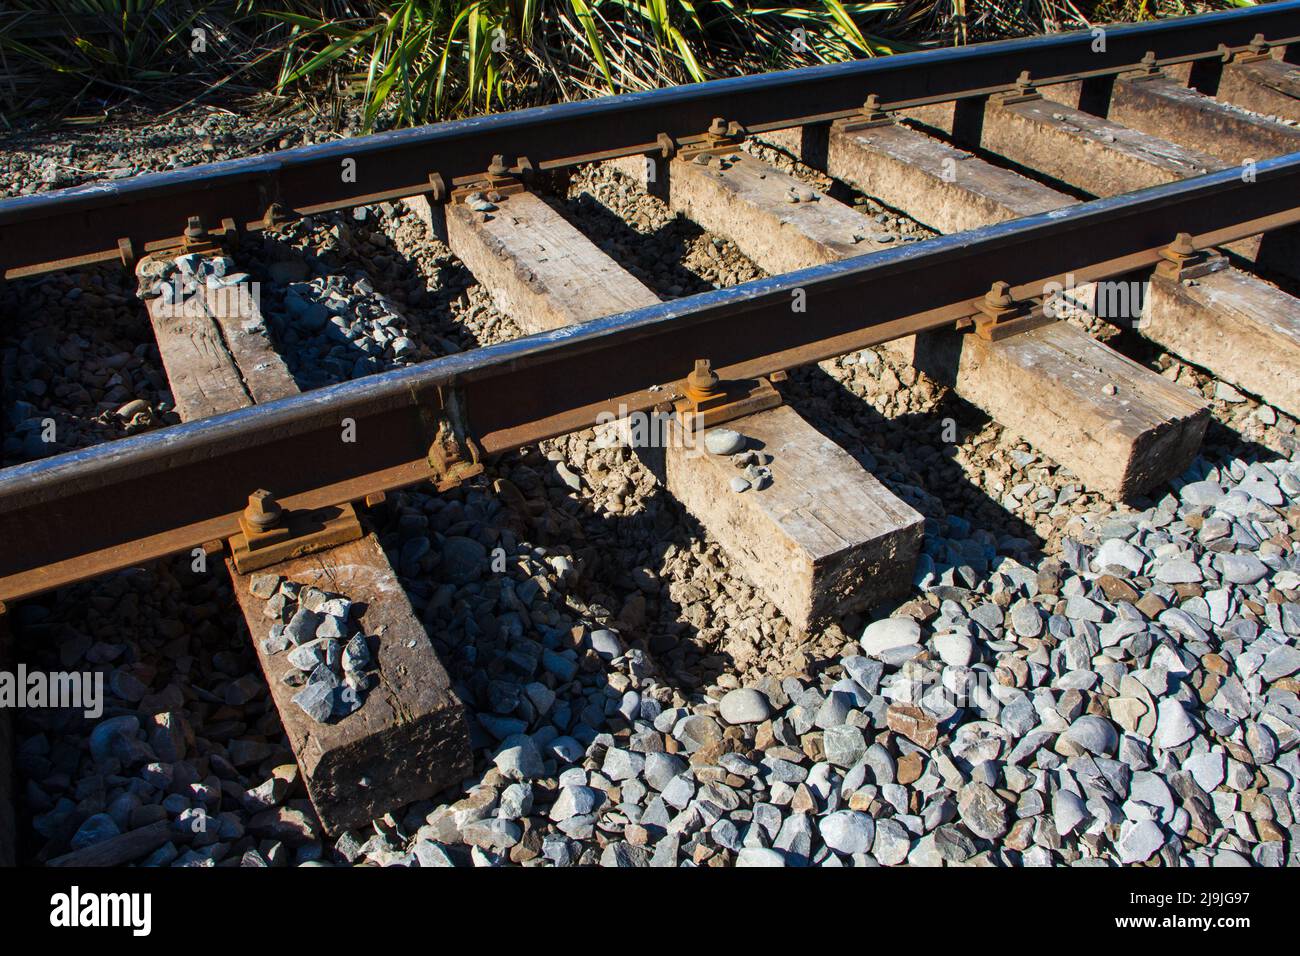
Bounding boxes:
984 281 1014 310
488 154 510 177
1249 33 1267 55
709 117 728 137
184 216 208 240
686 358 720 398
1015 70 1032 93
244 489 283 531
1167 232 1196 259
864 94 881 113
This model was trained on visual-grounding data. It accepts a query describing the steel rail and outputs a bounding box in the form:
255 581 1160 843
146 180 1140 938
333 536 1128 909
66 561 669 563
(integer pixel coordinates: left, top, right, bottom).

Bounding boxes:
3 153 1300 602
2 4 1299 280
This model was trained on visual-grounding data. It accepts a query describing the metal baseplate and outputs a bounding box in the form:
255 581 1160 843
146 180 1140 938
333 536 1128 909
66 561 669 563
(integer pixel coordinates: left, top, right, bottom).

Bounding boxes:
450 154 531 203
834 94 896 133
1230 33 1274 64
672 359 783 430
451 180 525 205
966 280 1056 342
125 214 241 272
1121 50 1168 82
1155 233 1227 281
228 495 364 574
993 71 1043 106
677 117 748 163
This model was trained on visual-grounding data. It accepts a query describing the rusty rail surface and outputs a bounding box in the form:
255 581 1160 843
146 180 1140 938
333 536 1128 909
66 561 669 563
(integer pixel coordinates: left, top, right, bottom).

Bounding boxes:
3 153 1300 602
1 3 1299 279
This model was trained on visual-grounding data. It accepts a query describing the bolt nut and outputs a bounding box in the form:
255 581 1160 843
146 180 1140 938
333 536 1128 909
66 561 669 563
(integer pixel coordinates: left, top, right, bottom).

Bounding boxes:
1165 232 1196 260
984 281 1014 310
687 358 720 395
244 489 283 531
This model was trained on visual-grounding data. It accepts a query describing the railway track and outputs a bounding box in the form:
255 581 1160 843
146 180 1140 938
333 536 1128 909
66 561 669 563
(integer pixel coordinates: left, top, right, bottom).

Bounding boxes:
3 3 1300 603
4 3 1300 863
